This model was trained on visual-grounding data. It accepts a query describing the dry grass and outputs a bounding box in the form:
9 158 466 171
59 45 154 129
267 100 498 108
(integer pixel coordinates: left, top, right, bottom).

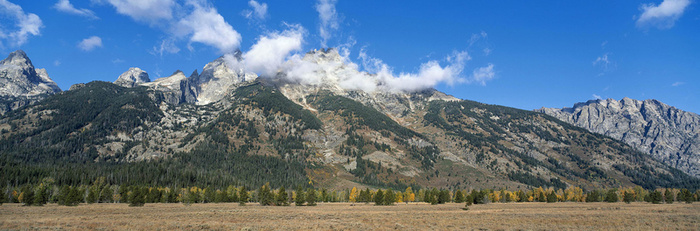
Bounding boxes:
1 202 698 230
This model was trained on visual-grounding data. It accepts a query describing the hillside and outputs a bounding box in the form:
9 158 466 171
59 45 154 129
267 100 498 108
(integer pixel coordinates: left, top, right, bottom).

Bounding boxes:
1 50 698 191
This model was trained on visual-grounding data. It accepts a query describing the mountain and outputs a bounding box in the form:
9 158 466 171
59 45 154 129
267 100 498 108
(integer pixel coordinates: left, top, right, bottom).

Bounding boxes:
0 50 61 115
1 49 698 191
537 98 700 177
114 67 150 88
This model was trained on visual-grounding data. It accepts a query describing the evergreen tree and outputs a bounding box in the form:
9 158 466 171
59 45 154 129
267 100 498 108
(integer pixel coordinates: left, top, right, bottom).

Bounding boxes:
166 188 178 203
33 183 50 206
118 185 129 203
129 186 146 207
294 186 305 206
586 190 601 202
276 186 289 206
374 189 384 205
679 189 693 204
623 191 635 204
239 186 248 206
99 185 113 203
20 185 35 206
0 185 5 205
204 187 216 203
547 190 558 203
384 189 395 206
604 189 618 203
664 188 674 204
649 190 663 204
306 188 317 206
321 188 329 203
454 190 465 203
438 189 450 204
86 186 98 204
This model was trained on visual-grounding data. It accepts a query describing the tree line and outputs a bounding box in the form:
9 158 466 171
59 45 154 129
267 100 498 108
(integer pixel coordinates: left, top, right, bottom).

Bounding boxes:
3 179 699 207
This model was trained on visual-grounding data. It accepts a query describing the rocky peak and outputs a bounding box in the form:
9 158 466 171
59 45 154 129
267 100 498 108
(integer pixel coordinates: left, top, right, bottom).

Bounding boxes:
1 50 32 67
0 50 61 98
537 98 700 177
114 67 150 88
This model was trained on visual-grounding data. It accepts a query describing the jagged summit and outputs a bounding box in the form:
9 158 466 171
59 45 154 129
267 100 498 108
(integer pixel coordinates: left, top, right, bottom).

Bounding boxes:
114 67 150 88
0 50 61 98
538 97 700 177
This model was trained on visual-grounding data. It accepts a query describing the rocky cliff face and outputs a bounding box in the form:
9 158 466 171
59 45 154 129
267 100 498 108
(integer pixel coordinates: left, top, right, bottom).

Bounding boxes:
537 98 700 177
115 55 257 105
0 50 61 114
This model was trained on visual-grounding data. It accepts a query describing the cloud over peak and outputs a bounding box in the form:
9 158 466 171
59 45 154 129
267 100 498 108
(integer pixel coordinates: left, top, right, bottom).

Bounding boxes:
177 2 241 53
636 0 691 29
315 0 339 47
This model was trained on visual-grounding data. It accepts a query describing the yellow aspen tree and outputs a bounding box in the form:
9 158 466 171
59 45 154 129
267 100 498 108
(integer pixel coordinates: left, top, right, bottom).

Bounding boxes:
404 187 415 203
396 193 403 203
349 187 359 203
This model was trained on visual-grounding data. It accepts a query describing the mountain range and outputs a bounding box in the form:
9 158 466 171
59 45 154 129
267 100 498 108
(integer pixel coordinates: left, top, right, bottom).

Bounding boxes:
1 50 698 191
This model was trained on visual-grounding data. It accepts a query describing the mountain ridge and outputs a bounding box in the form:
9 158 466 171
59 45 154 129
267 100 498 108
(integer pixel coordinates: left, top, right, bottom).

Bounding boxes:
538 97 700 177
1 50 698 191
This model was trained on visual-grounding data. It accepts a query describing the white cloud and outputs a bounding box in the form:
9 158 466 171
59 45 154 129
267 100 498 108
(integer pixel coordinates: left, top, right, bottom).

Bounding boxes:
315 0 339 47
112 58 125 64
483 48 492 56
243 0 268 21
54 0 98 19
470 63 495 86
593 94 602 100
636 0 691 29
104 0 241 54
671 81 684 87
78 36 103 51
53 60 61 66
176 2 241 53
237 25 305 78
0 0 43 47
107 0 175 25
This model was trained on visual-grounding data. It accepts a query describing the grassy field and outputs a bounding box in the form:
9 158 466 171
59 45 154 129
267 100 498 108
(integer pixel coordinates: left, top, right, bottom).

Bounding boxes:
1 202 698 230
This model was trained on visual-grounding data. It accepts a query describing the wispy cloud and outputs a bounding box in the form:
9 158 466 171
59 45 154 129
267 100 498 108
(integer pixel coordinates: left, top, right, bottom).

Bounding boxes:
54 0 99 19
636 0 691 29
0 0 43 47
315 0 339 47
671 81 684 87
593 94 602 100
593 53 615 75
242 0 268 21
471 63 495 86
78 36 103 51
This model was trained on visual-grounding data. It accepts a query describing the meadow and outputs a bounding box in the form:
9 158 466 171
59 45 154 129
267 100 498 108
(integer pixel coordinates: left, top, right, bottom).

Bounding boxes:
1 202 698 230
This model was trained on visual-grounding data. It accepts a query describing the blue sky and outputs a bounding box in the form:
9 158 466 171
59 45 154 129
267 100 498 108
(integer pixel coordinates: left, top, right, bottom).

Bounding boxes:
1 0 698 113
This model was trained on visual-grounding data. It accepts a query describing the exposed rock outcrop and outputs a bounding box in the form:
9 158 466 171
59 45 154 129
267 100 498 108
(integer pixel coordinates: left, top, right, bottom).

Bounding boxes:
538 98 700 177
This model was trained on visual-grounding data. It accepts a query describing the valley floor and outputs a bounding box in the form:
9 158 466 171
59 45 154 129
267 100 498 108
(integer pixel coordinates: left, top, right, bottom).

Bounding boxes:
1 202 698 230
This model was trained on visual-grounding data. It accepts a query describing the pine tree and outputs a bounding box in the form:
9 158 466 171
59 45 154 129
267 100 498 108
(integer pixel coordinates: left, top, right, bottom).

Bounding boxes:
649 190 663 204
605 189 618 203
384 189 395 206
204 187 216 203
547 190 558 203
0 185 6 205
33 183 50 206
294 187 305 206
306 188 317 206
239 186 248 206
167 188 178 203
99 185 113 203
374 189 384 205
623 190 635 204
129 186 146 207
680 189 693 204
275 186 289 206
86 186 98 204
664 188 674 204
454 190 465 203
20 185 35 206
